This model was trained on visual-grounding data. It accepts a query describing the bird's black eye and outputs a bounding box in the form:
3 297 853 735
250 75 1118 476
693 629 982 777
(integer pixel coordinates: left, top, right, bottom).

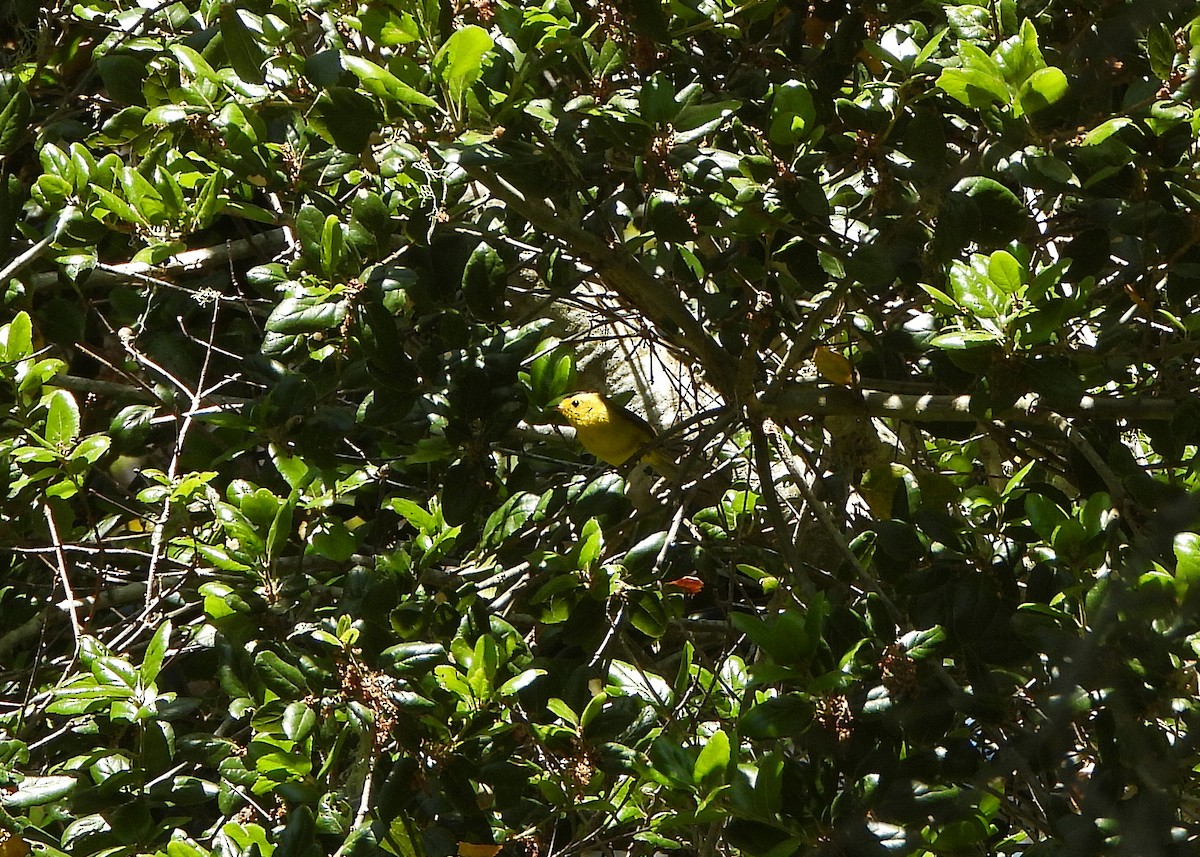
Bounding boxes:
571 399 579 406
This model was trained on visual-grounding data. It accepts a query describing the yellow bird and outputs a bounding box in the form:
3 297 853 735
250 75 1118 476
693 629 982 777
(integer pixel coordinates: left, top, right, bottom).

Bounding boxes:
556 391 672 471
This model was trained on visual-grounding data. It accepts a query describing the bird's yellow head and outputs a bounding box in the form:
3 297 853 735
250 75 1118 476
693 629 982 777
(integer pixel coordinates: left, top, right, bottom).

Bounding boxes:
556 391 608 429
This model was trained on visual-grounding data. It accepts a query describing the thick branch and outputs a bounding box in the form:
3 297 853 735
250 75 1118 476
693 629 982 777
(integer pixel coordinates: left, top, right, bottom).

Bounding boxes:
0 582 147 662
27 228 289 291
765 384 1179 423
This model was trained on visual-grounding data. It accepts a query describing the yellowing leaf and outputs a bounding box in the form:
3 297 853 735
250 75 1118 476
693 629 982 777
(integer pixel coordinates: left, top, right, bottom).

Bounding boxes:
457 843 502 857
814 347 857 386
0 830 29 857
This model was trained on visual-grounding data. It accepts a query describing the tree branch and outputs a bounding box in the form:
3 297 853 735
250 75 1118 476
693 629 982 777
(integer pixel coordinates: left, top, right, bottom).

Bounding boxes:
765 383 1179 423
26 228 289 291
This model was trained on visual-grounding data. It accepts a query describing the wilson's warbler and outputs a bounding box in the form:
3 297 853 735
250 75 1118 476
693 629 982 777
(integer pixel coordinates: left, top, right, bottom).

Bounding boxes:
556 391 672 472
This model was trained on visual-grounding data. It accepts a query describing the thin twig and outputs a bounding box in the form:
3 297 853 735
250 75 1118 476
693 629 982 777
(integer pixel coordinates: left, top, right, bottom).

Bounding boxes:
764 420 906 626
588 602 628 669
0 233 55 282
42 505 82 650
749 421 817 600
144 303 220 606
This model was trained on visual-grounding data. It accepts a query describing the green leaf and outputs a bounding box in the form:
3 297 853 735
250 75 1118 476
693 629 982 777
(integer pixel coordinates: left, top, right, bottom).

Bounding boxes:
320 214 346 277
739 695 812 739
255 748 312 779
101 106 149 141
282 701 317 741
945 5 992 40
547 697 579 727
920 283 960 312
925 816 993 850
342 54 438 109
498 668 546 696
264 296 347 335
96 54 146 105
381 642 446 674
929 330 1002 349
3 311 33 361
193 169 225 229
109 404 156 446
639 72 676 125
900 626 945 659
466 634 500 699
952 176 1029 244
1174 532 1200 593
673 100 738 143
171 44 220 81
622 530 668 577
46 389 81 447
993 19 1045 87
92 185 143 223
40 143 75 183
144 104 196 126
693 728 730 787
937 67 1008 109
1025 493 1067 540
266 489 297 567
384 17 421 47
140 620 171 685
648 735 694 786
348 189 392 255
1147 23 1180 80
34 174 72 208
0 86 32 154
433 25 493 105
255 651 307 696
215 102 264 156
1017 66 1068 116
987 250 1022 295
1080 117 1132 147
938 41 1010 108
387 497 438 534
913 27 951 68
628 591 669 639
578 691 607 730
958 41 1004 78
68 143 97 189
46 677 130 714
769 81 815 147
1051 518 1085 558
310 520 356 561
731 611 815 665
526 347 575 404
461 241 506 321
119 166 167 224
219 6 267 84
949 256 1008 319
153 166 184 217
2 775 78 807
575 517 604 570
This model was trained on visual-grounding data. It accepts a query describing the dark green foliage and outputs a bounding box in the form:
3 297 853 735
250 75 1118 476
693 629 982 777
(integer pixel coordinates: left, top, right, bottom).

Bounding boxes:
2 1 1200 856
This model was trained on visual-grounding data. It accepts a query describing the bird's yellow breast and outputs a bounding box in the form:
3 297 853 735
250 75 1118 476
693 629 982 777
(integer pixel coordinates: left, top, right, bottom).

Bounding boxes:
557 392 655 466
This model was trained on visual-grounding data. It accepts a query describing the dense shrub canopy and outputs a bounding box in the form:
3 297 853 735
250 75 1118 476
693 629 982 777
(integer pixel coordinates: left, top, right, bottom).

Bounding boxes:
2 0 1200 855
